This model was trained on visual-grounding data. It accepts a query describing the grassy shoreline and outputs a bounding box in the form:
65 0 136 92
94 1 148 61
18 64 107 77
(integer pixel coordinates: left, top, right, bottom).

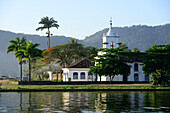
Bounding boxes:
1 80 170 91
1 85 170 91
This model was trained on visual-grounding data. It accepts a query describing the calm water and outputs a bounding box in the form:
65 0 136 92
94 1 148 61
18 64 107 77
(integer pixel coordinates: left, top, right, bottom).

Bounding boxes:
0 91 170 113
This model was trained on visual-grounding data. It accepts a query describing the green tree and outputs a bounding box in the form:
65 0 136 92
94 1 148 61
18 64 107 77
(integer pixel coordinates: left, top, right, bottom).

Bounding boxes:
89 58 105 82
36 16 59 48
7 37 26 82
142 44 170 85
132 48 140 52
15 41 42 81
89 46 131 82
41 43 97 68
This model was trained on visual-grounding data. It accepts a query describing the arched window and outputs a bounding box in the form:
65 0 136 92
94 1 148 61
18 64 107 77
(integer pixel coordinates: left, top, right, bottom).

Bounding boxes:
134 63 138 71
81 72 85 79
73 72 78 79
134 73 139 81
88 73 92 79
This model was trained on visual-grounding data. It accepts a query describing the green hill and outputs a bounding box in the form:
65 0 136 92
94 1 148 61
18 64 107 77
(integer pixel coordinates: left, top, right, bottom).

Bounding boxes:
0 24 170 76
83 24 170 51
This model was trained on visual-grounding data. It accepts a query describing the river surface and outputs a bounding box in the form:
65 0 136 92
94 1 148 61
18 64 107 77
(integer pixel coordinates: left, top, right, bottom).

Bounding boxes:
0 91 170 113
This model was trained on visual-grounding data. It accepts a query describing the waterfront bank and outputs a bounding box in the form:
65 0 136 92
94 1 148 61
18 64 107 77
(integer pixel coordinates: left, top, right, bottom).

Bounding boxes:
1 80 170 92
1 85 170 92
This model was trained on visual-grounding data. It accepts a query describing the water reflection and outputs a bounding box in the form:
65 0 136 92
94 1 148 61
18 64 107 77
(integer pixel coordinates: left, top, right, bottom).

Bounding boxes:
0 91 170 112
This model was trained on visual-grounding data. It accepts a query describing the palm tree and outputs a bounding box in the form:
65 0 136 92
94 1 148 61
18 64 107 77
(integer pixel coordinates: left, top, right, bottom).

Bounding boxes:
7 37 26 82
36 16 59 48
15 41 42 81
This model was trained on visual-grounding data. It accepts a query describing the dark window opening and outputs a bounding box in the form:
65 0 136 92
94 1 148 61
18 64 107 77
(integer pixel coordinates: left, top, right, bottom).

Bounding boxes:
134 63 138 71
134 73 139 81
81 72 85 79
73 72 78 79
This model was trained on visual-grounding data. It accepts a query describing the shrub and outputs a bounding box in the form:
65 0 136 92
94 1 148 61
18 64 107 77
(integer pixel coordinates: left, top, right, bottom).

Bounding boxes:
53 79 63 82
150 70 169 86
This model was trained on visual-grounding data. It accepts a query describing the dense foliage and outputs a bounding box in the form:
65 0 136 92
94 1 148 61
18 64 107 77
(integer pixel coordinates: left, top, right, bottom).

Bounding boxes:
15 41 42 81
89 45 131 82
41 42 97 68
142 44 170 85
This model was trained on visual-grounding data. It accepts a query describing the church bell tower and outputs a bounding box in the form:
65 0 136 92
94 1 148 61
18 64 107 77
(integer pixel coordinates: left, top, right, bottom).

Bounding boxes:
103 19 119 49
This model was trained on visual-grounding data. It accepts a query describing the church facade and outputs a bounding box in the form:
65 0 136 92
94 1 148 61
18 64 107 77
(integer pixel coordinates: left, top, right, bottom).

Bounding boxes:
62 20 150 82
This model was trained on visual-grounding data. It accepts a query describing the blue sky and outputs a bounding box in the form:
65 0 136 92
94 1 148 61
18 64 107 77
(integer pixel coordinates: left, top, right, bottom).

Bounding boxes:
0 0 170 39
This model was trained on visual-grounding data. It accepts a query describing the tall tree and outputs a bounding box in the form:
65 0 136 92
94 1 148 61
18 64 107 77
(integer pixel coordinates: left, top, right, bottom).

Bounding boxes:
142 44 170 85
89 58 105 82
36 16 59 48
15 41 42 81
7 37 26 82
41 42 97 68
89 46 131 82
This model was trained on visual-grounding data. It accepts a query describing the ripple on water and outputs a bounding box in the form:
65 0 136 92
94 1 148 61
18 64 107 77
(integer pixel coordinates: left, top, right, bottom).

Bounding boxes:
0 106 7 112
143 106 170 112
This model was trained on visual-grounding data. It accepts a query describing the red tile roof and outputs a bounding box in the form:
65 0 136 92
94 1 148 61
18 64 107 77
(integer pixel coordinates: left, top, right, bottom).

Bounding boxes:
65 58 94 68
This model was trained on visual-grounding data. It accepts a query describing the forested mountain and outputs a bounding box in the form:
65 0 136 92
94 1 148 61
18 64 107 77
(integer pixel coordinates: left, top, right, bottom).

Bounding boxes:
0 24 170 76
83 24 170 51
0 30 81 76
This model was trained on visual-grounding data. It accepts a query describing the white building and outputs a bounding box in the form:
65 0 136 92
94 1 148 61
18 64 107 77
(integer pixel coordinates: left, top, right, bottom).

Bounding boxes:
62 58 96 82
62 20 150 82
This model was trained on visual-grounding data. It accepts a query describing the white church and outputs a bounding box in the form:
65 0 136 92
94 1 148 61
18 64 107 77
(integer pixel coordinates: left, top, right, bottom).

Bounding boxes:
62 20 150 82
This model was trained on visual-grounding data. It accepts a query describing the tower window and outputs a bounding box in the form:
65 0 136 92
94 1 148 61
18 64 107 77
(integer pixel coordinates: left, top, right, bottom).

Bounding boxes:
111 41 114 48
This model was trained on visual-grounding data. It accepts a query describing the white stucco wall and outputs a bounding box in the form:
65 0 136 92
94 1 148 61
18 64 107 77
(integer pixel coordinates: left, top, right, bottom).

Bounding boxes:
98 75 123 81
62 62 150 82
96 62 150 82
62 68 96 82
127 63 150 82
103 36 119 49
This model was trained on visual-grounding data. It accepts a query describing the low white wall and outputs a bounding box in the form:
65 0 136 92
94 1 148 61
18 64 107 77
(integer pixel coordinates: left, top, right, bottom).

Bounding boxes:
62 68 96 82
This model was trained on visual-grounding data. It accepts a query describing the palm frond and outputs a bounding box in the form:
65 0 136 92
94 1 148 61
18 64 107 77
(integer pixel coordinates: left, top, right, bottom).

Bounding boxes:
9 40 17 45
20 37 26 44
32 43 40 49
7 48 14 54
52 24 59 29
7 44 16 49
14 51 24 59
36 27 46 31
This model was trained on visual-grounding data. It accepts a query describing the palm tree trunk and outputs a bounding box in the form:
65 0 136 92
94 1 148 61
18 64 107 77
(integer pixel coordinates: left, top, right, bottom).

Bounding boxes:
48 37 50 49
47 28 50 49
19 62 22 82
28 59 31 82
